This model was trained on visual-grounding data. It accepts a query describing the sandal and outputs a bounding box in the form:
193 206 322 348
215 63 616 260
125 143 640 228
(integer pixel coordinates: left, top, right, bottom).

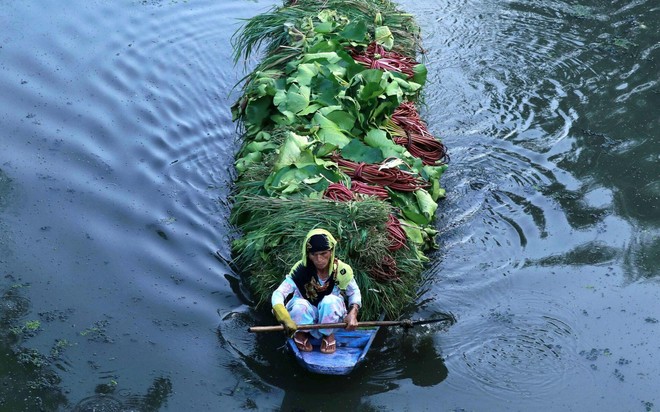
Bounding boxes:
320 335 336 354
293 332 312 352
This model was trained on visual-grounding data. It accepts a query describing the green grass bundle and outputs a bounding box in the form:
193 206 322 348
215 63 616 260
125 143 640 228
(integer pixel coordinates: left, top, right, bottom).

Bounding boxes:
230 196 425 319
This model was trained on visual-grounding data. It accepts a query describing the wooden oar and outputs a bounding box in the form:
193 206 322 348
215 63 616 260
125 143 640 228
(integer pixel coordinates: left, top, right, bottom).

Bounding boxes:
248 314 456 333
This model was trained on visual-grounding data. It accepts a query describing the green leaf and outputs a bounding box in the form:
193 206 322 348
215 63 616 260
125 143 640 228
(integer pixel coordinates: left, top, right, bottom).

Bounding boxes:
244 97 272 128
392 76 421 93
356 69 387 101
414 189 438 222
303 52 342 64
318 127 351 148
375 25 394 50
399 219 425 245
339 20 368 42
286 84 310 113
265 164 338 196
315 142 338 157
270 110 295 126
385 79 404 99
412 64 428 86
235 151 263 174
364 128 405 158
273 132 312 171
314 21 334 34
388 190 430 225
242 140 278 156
296 63 319 87
273 84 311 115
317 9 335 23
325 110 356 131
307 39 338 54
312 112 352 148
422 164 448 200
298 103 322 116
340 139 384 164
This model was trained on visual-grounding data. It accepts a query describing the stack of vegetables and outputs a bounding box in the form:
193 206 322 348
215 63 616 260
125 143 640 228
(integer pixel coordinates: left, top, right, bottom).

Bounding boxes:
229 0 448 320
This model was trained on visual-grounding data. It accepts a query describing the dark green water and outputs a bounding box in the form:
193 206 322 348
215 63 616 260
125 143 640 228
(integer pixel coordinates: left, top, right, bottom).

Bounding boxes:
0 0 658 411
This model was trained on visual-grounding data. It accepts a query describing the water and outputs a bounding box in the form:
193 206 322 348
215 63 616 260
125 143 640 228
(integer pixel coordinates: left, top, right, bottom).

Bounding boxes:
0 0 658 411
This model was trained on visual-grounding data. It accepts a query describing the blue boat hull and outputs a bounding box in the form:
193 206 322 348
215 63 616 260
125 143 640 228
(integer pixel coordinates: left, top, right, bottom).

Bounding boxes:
287 328 379 375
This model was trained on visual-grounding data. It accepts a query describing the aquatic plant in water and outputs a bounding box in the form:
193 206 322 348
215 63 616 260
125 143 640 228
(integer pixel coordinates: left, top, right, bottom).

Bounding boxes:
229 0 448 320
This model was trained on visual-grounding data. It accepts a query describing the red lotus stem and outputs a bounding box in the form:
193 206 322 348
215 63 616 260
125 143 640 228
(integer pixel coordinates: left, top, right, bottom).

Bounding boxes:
333 155 429 192
386 214 407 251
391 102 449 165
349 42 418 78
350 181 389 200
323 183 354 201
369 254 399 282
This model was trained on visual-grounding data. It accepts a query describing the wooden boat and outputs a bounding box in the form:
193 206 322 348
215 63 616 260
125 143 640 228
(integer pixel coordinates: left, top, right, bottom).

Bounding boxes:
230 0 450 374
287 327 379 375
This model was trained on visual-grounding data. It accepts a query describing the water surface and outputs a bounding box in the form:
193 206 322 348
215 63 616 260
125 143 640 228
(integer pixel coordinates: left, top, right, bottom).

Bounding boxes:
1 0 658 411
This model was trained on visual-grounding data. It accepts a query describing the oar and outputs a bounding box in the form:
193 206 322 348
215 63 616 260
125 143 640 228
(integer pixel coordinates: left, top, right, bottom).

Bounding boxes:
248 314 456 333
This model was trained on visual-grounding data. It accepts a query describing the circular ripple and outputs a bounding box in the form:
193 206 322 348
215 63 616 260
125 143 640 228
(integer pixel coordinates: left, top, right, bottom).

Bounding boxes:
446 291 584 400
71 395 124 412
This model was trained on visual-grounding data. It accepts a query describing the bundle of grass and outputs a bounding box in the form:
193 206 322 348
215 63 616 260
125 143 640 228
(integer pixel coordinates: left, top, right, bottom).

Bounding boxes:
229 0 447 321
230 196 425 319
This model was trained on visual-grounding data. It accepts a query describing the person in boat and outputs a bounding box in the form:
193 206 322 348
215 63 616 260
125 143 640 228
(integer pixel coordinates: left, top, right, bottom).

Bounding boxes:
271 228 361 354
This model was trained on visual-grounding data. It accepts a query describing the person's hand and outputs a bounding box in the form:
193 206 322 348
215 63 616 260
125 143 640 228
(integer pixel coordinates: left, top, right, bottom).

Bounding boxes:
273 303 297 337
344 304 359 331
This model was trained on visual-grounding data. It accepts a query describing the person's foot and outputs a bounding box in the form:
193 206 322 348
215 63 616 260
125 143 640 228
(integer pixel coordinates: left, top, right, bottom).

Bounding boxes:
293 332 312 352
320 334 336 354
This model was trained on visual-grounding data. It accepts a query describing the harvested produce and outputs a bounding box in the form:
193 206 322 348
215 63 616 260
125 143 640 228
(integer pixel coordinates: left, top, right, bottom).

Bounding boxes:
229 0 448 320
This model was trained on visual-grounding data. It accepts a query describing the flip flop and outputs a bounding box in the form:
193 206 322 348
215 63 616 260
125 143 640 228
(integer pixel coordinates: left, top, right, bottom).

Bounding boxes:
293 332 312 352
320 335 336 354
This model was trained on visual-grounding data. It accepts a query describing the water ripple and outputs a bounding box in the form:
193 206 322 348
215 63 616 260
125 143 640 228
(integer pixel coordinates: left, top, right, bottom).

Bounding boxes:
444 291 584 401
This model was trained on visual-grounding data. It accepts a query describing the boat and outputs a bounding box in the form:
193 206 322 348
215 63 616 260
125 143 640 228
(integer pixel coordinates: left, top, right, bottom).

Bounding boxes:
229 0 449 374
287 327 379 375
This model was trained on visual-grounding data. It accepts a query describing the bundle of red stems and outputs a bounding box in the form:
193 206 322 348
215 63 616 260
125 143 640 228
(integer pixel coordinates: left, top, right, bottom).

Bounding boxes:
370 254 399 282
323 182 390 201
351 181 389 199
348 42 418 78
332 155 429 192
390 101 449 165
387 214 407 251
323 182 353 201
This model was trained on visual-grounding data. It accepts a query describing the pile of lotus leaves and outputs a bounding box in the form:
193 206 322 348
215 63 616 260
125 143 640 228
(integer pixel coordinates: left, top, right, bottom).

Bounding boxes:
229 0 448 320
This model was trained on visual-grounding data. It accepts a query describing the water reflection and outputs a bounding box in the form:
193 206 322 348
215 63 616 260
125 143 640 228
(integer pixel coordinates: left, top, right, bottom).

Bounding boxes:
0 0 658 409
0 277 67 410
0 276 176 411
218 304 452 409
418 0 658 279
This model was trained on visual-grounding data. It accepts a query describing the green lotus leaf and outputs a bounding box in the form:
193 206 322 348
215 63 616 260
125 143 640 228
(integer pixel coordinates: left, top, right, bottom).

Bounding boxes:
312 112 351 147
303 52 342 64
375 25 394 50
273 132 312 171
364 128 405 158
399 218 425 245
298 103 323 116
295 63 319 87
340 138 384 164
339 20 368 42
414 189 437 221
412 63 427 86
244 96 272 128
314 21 334 34
270 110 296 126
388 190 430 225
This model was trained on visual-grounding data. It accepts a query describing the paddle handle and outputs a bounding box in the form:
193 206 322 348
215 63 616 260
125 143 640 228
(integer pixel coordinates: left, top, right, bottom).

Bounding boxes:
248 320 407 333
